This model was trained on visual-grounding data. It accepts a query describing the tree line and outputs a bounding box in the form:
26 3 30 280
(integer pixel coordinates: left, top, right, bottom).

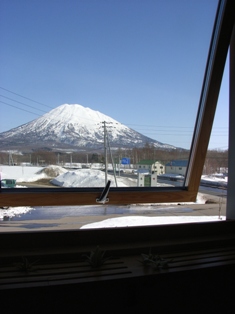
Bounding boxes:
0 145 228 175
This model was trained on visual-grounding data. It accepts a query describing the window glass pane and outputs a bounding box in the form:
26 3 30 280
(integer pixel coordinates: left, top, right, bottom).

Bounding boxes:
0 1 218 191
0 1 228 231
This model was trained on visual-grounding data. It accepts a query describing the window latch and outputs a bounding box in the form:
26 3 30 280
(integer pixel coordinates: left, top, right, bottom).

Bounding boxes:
96 180 111 204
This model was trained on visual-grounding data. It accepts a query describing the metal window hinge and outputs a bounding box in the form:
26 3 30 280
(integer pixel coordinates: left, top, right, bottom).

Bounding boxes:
96 180 111 204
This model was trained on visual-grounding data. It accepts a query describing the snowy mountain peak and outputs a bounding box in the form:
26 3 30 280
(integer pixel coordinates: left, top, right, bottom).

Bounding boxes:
38 104 121 132
0 104 175 151
44 104 116 125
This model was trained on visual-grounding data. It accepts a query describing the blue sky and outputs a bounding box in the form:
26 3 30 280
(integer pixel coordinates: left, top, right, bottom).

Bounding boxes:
0 0 228 149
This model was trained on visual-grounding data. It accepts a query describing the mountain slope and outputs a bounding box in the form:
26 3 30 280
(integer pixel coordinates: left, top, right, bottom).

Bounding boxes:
0 104 175 151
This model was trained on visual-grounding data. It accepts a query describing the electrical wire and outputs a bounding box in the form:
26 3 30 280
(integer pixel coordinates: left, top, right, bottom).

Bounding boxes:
0 87 228 149
0 101 41 117
0 95 47 113
0 86 53 109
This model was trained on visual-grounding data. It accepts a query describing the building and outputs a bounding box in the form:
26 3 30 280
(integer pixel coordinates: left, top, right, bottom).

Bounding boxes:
137 159 165 174
165 160 188 176
137 172 158 187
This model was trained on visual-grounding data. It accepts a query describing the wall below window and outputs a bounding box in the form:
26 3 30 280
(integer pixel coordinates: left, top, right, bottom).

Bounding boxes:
1 220 235 312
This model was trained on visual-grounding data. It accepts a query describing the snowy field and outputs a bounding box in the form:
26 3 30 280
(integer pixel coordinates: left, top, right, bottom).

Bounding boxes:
0 165 226 227
0 164 136 187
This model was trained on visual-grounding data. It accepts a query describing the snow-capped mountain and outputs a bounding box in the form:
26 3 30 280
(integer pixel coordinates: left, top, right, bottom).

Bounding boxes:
0 104 175 151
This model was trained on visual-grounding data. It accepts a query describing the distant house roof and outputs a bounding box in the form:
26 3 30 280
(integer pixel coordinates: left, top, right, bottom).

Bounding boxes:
165 160 188 167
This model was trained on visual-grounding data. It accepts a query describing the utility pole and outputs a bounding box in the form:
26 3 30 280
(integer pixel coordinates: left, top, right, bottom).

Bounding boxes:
70 153 72 168
8 152 14 166
102 121 108 185
107 129 118 187
101 121 118 187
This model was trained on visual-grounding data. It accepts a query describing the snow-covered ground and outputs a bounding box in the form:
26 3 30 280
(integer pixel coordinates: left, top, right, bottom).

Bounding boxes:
0 165 67 184
51 168 137 187
201 174 227 187
0 206 34 220
81 215 225 229
0 165 226 227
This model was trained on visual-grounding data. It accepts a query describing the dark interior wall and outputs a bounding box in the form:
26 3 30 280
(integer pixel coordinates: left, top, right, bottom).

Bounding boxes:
1 264 235 314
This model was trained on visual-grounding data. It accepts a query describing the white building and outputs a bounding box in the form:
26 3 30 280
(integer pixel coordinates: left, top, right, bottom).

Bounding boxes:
137 160 165 174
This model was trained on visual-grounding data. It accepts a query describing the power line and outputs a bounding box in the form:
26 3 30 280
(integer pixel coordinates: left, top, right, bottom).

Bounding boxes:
1 97 228 139
0 95 48 114
0 101 41 117
1 86 228 132
126 125 227 131
0 87 228 149
0 86 53 109
126 123 193 129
